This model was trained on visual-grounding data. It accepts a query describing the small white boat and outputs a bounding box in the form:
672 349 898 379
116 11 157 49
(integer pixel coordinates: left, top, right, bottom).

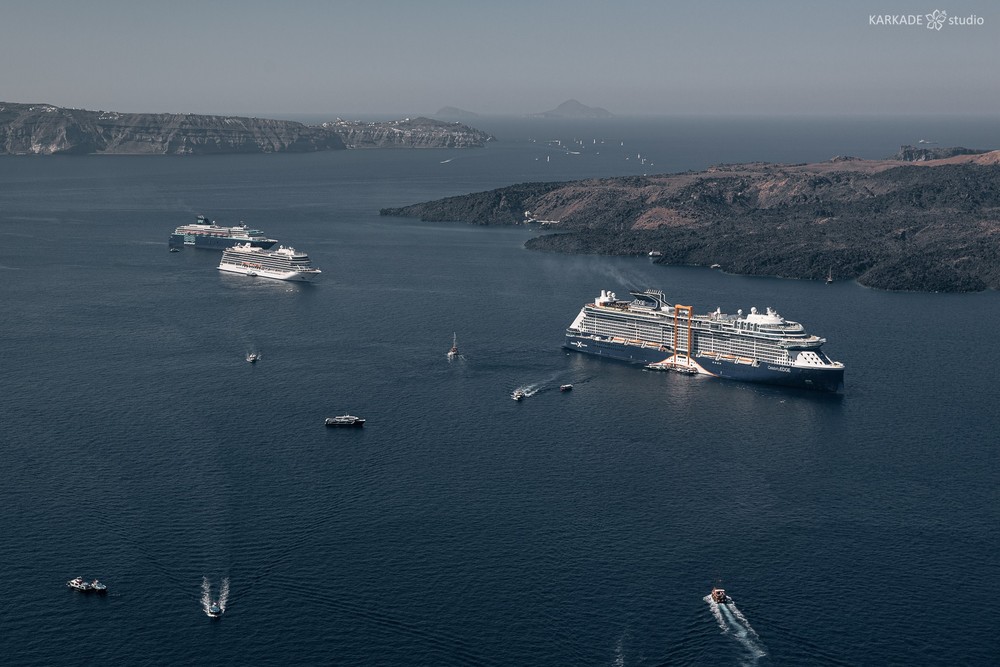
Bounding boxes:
90 579 107 593
511 389 525 401
447 333 459 360
559 384 573 392
246 352 259 363
325 415 366 427
207 602 223 617
67 577 92 591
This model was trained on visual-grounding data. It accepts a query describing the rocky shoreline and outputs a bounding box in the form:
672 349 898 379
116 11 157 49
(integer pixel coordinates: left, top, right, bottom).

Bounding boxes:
381 149 1000 293
0 102 493 155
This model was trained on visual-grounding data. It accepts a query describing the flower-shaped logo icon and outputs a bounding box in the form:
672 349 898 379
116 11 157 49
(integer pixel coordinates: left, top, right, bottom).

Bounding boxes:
926 9 947 30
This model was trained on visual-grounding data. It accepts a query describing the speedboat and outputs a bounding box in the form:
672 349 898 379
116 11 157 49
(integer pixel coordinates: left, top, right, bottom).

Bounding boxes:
325 415 366 427
67 577 92 591
90 580 107 593
207 602 223 617
169 247 180 253
246 352 259 363
447 333 459 360
711 587 730 604
559 384 573 392
511 389 525 401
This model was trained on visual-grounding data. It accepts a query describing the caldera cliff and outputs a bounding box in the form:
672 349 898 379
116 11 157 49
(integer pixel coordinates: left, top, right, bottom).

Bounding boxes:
381 149 1000 293
0 103 493 155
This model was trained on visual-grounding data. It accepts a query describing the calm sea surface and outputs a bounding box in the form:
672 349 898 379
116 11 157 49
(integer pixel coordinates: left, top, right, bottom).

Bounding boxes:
1 117 998 666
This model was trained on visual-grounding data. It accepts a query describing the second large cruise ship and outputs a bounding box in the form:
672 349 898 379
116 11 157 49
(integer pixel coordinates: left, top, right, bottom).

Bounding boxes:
218 244 322 282
169 215 278 250
565 288 844 392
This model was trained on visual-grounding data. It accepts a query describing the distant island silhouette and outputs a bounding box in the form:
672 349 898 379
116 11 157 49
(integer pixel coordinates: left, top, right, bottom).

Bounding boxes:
433 106 480 120
529 99 613 119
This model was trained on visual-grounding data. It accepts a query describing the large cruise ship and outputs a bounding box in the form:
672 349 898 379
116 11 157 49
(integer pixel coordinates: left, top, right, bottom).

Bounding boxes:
169 215 278 250
565 289 844 392
218 244 322 282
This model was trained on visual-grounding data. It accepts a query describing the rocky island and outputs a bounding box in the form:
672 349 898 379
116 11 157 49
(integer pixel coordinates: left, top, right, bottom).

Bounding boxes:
381 148 1000 293
529 99 613 119
0 102 493 155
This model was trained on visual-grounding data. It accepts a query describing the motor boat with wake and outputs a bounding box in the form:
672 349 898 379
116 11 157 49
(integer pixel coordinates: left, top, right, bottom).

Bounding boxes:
711 587 731 604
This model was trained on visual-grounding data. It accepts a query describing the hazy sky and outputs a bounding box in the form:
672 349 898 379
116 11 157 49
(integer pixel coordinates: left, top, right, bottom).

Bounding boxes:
2 0 997 118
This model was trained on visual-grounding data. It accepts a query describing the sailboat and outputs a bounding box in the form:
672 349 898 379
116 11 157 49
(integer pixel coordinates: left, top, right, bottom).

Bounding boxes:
447 333 459 360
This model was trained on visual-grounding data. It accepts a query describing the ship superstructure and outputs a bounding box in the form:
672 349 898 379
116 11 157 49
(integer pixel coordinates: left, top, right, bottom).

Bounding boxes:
218 243 321 282
565 289 844 391
169 215 278 250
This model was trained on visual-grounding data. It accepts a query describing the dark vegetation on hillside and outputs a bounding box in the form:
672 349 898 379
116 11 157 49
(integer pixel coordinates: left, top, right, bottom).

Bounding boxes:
381 155 1000 292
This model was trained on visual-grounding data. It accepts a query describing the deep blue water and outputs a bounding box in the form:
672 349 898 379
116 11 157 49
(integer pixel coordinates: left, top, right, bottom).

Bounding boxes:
1 117 998 665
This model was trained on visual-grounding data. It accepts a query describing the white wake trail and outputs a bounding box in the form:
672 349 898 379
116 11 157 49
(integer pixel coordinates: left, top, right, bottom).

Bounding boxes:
218 577 230 611
201 576 212 614
705 595 767 665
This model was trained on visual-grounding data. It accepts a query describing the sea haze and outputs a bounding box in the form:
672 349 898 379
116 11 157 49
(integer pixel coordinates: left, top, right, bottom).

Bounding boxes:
1 116 997 665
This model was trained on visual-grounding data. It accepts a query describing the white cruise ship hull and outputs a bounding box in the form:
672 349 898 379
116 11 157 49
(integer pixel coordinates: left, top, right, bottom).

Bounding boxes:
218 264 320 282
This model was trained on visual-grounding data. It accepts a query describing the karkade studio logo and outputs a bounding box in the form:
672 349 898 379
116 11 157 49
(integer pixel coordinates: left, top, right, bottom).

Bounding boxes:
925 9 947 30
869 9 984 28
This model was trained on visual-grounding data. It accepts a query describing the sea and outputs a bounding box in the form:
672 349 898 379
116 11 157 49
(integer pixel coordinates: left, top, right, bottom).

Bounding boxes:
1 115 998 666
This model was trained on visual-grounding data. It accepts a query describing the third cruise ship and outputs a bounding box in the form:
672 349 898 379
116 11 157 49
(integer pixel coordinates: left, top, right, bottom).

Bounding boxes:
565 288 844 392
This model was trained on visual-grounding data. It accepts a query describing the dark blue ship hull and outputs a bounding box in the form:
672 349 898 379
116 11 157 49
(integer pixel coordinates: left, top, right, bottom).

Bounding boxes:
168 234 277 250
565 333 844 392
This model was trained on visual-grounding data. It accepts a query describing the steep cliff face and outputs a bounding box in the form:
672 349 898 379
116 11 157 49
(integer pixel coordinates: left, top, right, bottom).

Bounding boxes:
322 116 494 148
381 153 1000 292
0 103 345 155
0 103 494 154
892 144 988 161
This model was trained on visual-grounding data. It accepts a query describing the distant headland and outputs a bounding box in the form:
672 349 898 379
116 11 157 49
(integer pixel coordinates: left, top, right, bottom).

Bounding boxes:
528 99 613 119
0 102 494 155
431 100 613 119
381 147 1000 293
